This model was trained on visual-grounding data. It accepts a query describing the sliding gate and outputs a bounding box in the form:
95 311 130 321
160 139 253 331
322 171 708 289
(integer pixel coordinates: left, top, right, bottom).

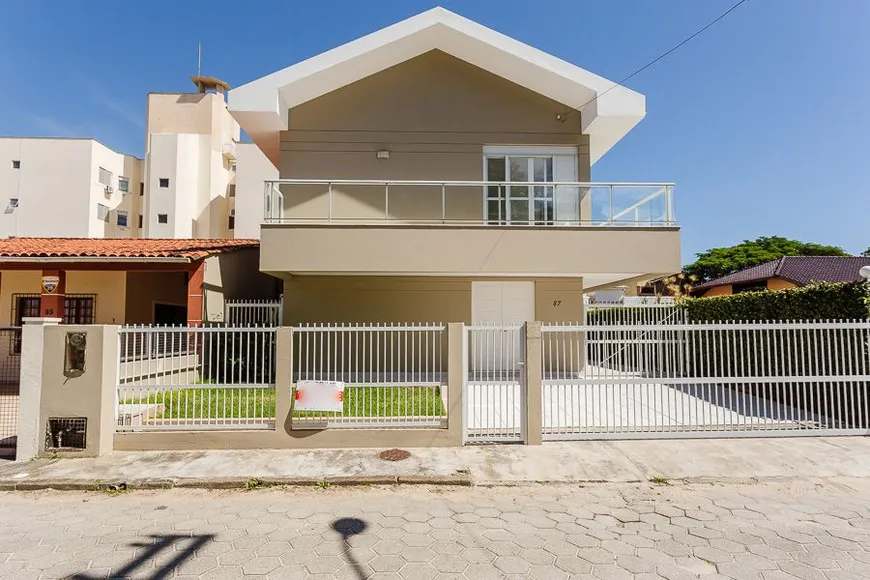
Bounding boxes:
541 321 870 440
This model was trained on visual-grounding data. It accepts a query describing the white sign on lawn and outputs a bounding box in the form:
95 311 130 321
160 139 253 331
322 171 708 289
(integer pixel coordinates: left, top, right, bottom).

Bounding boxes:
294 380 345 413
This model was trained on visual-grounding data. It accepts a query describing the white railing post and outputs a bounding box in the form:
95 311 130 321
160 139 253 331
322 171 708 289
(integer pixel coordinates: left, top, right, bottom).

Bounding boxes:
327 182 333 221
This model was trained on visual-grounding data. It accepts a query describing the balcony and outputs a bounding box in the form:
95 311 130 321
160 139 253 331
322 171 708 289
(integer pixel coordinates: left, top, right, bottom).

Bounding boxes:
259 179 680 281
222 141 237 161
263 180 675 226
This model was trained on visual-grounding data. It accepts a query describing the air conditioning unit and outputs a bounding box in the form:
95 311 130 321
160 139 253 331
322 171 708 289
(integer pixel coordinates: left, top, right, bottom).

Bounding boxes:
104 186 114 197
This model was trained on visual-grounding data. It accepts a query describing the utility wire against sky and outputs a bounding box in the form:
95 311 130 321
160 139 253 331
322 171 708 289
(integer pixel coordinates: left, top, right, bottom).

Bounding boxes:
560 0 751 118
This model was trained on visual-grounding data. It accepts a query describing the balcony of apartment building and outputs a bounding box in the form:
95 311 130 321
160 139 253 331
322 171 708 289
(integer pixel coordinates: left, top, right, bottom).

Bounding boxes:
259 175 679 288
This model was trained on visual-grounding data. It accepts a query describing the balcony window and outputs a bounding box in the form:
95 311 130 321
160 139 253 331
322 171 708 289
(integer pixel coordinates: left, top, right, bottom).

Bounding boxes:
484 154 555 225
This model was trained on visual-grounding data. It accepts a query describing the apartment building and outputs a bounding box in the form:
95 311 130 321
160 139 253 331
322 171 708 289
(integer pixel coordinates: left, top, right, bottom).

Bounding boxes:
0 138 143 239
0 77 276 241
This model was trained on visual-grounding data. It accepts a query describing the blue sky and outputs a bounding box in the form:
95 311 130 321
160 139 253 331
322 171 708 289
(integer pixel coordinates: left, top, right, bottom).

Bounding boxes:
1 0 868 263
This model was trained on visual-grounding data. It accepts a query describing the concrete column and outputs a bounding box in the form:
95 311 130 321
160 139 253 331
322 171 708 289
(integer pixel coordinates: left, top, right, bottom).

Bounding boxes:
16 317 60 461
275 327 293 434
35 325 118 458
186 262 205 327
524 321 543 445
40 269 66 320
446 322 465 446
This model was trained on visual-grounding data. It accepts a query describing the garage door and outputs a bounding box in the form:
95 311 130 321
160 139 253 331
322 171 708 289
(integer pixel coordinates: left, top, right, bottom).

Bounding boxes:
471 282 534 371
471 282 535 325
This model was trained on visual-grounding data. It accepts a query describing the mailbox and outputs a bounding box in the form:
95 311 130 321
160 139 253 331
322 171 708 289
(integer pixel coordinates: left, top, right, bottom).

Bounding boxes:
64 332 87 378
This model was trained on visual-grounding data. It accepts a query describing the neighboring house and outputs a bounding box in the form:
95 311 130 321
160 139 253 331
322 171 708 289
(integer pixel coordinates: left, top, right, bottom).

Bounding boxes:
0 77 277 241
228 7 681 326
692 256 870 297
0 238 277 328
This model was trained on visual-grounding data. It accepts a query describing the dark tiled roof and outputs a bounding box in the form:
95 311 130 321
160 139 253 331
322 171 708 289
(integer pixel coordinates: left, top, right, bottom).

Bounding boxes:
0 238 259 261
694 256 870 292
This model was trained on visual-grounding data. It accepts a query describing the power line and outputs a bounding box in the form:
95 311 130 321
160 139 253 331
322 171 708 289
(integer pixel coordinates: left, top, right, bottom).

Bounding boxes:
563 0 751 118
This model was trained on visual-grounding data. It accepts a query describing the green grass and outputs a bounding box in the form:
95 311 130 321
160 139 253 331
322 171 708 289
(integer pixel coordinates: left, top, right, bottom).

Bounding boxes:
124 386 445 420
293 386 446 419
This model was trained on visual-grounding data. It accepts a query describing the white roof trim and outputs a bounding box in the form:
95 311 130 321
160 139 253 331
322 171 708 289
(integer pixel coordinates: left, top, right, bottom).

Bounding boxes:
229 6 645 166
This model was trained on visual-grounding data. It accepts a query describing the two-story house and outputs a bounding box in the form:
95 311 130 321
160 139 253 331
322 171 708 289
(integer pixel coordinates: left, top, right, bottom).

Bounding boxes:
228 7 680 325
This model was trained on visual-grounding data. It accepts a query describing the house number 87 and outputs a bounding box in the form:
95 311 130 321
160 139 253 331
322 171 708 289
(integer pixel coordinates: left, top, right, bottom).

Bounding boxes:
552 300 562 307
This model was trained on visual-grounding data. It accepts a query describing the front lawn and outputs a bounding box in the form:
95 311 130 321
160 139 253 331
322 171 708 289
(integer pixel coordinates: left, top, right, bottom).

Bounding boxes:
123 385 445 420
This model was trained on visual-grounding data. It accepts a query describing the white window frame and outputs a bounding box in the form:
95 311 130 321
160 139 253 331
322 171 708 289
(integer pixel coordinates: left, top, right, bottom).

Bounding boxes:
116 210 129 228
482 146 577 225
98 167 113 187
118 177 130 193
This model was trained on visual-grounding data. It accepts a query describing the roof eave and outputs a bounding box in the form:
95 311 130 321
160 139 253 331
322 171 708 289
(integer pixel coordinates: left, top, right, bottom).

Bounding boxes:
228 7 645 166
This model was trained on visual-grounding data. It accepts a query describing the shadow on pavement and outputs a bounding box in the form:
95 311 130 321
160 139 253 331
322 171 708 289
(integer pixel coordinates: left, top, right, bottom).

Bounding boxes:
331 517 369 580
70 534 215 580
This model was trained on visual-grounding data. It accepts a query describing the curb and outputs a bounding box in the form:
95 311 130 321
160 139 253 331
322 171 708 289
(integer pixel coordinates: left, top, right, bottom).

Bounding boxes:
0 474 474 491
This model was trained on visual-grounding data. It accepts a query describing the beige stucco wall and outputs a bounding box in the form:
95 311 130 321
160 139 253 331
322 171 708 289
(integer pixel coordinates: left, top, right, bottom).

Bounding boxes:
66 272 127 324
203 249 280 323
0 270 126 325
124 271 188 325
702 285 733 297
283 276 584 325
767 278 797 291
279 50 590 221
261 224 680 279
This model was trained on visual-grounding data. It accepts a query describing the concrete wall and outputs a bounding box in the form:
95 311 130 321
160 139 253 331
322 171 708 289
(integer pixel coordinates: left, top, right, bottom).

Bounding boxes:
282 276 584 325
234 143 278 239
261 224 681 279
203 249 280 323
21 324 119 458
0 138 141 238
279 50 590 220
123 271 188 325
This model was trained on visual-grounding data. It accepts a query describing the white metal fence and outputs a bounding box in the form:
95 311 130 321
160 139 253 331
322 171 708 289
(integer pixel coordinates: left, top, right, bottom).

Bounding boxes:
117 326 277 431
291 323 447 428
225 298 283 327
541 321 870 439
585 304 686 325
464 325 526 443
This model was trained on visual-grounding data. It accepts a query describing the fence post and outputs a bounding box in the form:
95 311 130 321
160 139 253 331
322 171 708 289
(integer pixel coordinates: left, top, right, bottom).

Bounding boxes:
275 327 293 433
524 321 543 445
16 317 60 461
447 323 465 446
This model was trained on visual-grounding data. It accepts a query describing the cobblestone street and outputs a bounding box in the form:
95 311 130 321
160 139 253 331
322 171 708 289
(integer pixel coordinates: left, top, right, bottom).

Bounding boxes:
2 479 870 579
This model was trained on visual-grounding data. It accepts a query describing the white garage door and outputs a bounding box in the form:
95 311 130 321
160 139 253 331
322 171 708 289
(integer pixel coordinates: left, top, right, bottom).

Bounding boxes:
471 282 535 325
470 282 534 372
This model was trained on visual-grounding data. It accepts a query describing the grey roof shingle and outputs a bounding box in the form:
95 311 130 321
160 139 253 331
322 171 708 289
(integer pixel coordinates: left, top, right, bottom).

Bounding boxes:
694 256 870 292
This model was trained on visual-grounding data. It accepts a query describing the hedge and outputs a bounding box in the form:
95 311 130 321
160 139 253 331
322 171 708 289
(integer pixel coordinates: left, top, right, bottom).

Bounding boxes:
685 281 870 322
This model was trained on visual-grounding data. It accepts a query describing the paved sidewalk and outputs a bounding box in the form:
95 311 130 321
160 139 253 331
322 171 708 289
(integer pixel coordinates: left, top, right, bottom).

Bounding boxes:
3 479 870 579
1 437 870 490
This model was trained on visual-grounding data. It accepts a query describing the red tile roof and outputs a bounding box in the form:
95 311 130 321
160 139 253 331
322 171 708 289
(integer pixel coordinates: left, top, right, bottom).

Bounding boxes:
0 238 259 262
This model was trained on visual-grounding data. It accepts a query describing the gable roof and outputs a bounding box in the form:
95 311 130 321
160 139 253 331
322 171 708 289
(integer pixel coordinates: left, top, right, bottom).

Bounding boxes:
693 256 870 292
228 7 645 166
0 238 259 263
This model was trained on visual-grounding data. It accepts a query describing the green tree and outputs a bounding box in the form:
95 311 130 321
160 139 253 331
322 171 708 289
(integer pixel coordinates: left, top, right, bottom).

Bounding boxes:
862 248 870 257
684 236 849 282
